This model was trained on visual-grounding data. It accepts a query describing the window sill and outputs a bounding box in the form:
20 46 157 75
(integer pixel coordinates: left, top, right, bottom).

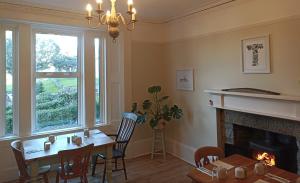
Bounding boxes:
0 135 19 142
31 126 83 137
31 123 111 138
95 122 109 127
0 123 112 142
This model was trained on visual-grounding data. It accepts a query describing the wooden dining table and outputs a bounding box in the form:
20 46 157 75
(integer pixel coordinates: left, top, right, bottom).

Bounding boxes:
187 154 299 183
22 129 115 183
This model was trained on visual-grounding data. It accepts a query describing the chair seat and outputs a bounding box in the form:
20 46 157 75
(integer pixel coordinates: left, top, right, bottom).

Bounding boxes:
54 163 77 176
38 165 51 175
21 166 51 183
27 165 50 176
98 149 123 159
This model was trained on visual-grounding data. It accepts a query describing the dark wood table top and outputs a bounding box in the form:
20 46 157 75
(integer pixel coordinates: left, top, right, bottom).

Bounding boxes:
23 129 115 162
187 154 299 183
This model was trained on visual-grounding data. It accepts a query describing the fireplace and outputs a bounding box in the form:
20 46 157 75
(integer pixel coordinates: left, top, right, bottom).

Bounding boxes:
205 88 300 174
225 124 298 173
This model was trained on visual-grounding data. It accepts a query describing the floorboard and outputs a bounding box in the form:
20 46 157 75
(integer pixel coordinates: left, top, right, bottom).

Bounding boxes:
9 154 193 183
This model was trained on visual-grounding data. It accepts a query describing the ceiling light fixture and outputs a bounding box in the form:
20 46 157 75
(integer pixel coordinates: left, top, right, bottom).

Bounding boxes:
85 0 137 41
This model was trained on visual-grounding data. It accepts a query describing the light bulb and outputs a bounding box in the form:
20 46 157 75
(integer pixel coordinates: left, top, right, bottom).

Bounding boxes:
132 8 137 14
96 0 103 12
128 0 133 5
106 10 111 22
127 0 133 12
86 4 93 17
86 4 92 12
131 8 136 21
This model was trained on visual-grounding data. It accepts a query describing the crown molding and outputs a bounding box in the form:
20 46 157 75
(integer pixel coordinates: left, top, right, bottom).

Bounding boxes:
0 0 238 25
165 14 300 43
162 0 236 24
0 2 85 20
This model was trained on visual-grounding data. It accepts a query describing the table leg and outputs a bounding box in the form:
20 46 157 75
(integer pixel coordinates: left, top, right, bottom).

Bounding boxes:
106 144 113 183
29 160 39 183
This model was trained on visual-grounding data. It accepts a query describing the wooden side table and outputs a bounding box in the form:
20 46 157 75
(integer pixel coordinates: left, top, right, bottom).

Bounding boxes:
151 128 166 160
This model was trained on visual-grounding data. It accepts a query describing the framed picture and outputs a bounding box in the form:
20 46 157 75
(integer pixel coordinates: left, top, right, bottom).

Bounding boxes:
176 69 194 91
242 35 270 73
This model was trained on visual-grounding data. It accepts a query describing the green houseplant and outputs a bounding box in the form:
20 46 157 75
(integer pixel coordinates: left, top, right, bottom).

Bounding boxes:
131 86 183 129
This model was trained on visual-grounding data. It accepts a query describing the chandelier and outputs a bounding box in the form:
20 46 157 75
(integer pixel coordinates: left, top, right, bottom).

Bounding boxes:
85 0 137 40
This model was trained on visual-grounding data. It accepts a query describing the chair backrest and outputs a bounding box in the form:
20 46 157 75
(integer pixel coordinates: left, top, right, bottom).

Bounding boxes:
58 144 94 179
115 112 138 155
194 146 224 168
11 140 30 179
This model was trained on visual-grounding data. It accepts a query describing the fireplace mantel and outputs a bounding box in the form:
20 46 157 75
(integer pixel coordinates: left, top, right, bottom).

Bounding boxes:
205 89 300 122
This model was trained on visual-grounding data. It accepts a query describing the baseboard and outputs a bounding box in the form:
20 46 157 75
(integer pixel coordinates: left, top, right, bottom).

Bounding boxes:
166 138 197 166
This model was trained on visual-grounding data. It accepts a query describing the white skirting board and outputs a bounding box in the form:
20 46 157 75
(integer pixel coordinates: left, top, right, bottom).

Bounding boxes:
166 138 197 166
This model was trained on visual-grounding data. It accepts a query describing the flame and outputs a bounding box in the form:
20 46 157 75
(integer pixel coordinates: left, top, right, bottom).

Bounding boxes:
256 152 276 166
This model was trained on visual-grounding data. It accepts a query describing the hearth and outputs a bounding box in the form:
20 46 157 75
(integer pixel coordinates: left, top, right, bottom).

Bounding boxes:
225 124 298 173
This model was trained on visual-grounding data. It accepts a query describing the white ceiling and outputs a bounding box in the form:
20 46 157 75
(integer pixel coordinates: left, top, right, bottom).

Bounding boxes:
3 0 231 23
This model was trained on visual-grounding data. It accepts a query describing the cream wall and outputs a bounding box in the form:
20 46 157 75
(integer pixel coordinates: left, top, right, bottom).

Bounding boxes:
163 0 300 164
125 41 167 157
164 17 300 164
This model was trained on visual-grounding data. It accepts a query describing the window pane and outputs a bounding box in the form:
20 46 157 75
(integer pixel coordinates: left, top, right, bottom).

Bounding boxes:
95 38 101 124
5 30 13 135
35 78 79 132
35 33 78 72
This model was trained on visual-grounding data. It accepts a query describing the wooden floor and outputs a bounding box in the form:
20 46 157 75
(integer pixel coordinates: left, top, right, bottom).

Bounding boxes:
86 154 193 183
10 154 193 183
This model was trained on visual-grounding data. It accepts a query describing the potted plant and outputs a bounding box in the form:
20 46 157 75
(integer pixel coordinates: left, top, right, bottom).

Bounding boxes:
131 86 183 129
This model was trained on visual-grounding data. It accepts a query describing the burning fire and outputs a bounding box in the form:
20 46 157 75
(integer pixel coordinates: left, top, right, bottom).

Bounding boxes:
256 152 276 166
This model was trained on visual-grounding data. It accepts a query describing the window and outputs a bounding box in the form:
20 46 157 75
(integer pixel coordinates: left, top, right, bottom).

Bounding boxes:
95 38 106 125
0 27 18 137
33 30 82 133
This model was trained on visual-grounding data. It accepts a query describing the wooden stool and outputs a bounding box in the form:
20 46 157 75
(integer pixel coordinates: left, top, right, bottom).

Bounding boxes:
151 128 166 160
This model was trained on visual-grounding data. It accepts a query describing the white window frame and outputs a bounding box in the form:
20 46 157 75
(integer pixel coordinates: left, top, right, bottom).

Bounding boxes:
95 37 107 125
0 24 19 137
31 28 84 134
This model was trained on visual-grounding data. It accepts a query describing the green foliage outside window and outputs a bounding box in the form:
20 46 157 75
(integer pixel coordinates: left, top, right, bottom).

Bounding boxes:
36 88 78 129
4 36 82 133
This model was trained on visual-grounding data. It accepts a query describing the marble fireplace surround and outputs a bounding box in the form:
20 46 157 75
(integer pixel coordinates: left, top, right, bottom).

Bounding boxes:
205 89 300 174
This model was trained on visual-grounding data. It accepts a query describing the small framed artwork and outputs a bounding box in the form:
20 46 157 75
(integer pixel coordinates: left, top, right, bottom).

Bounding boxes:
176 69 194 91
241 35 270 73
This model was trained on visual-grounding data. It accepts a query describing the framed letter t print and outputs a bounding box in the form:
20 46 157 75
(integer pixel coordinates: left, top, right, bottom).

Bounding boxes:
242 35 270 73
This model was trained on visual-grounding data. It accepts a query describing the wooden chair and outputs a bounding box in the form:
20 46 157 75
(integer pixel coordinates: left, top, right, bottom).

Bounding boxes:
194 146 225 167
91 112 138 183
11 140 49 183
56 144 94 183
